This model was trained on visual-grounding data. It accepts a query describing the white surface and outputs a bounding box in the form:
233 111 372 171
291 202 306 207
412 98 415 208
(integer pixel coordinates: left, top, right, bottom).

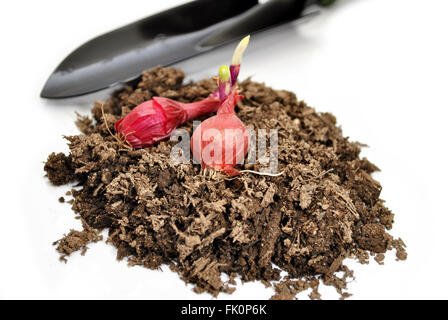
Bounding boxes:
1 0 447 299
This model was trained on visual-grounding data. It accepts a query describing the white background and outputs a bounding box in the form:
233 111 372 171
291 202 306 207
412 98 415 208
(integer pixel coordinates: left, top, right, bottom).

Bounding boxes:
1 0 447 299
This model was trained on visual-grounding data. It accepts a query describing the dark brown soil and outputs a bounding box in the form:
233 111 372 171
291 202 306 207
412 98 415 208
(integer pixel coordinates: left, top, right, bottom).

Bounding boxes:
44 152 76 186
44 66 406 299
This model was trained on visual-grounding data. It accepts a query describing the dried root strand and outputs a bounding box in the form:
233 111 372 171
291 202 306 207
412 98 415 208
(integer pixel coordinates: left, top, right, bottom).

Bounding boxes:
240 170 284 177
100 102 133 151
201 166 284 180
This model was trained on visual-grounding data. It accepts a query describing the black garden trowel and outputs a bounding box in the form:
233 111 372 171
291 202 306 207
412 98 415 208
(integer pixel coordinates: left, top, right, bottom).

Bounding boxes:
41 0 336 99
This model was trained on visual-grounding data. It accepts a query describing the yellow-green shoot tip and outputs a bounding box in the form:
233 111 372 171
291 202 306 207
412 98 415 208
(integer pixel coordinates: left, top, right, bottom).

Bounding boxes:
219 65 230 82
231 35 250 66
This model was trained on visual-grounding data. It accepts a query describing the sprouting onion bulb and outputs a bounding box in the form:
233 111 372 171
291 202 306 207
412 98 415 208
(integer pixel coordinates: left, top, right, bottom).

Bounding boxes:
115 35 251 149
115 96 220 149
191 65 249 176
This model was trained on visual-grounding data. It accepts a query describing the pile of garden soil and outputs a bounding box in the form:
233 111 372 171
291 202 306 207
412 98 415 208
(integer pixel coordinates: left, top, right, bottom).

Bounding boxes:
44 66 406 299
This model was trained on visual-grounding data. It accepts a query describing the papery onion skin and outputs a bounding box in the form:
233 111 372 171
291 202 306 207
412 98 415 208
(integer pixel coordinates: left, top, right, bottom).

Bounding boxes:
115 96 219 149
191 92 248 176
